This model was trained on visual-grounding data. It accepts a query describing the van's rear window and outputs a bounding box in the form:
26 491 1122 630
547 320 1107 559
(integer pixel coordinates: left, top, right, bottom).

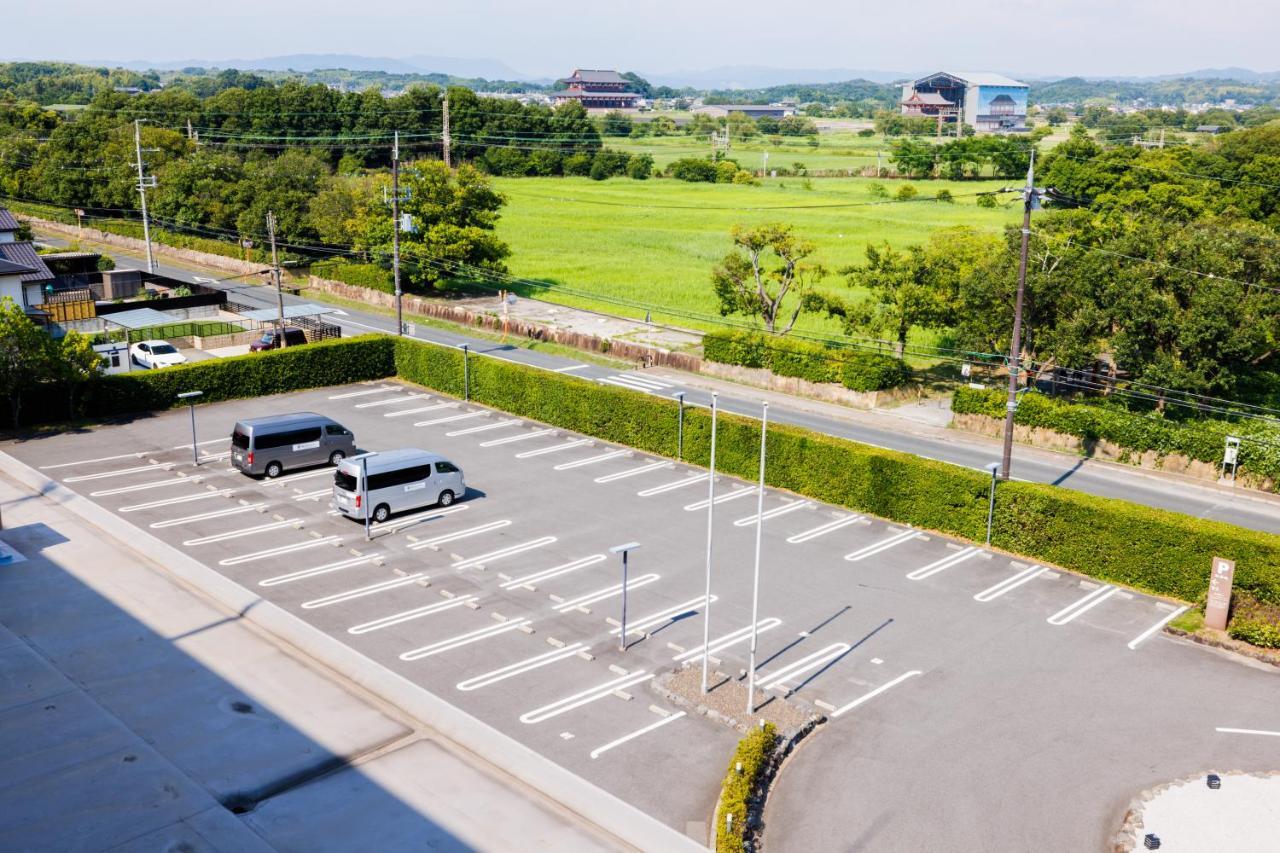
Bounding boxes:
231 430 249 449
334 470 358 492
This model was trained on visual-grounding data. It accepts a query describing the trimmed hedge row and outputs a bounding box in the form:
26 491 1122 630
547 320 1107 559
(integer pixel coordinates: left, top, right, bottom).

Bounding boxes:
702 329 910 393
952 386 1280 485
311 260 396 294
716 722 777 853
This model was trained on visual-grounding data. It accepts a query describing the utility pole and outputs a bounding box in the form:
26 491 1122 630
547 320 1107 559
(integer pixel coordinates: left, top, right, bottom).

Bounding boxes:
1000 148 1037 480
266 211 287 348
441 89 452 168
392 130 403 335
133 119 157 274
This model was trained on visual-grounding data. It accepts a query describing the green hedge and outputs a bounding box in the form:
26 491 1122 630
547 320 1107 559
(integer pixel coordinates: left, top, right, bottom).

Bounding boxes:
311 260 396 294
716 723 777 853
952 387 1280 486
703 329 910 393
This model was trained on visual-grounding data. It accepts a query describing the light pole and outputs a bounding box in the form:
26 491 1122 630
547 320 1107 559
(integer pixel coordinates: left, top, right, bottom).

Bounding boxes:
177 391 203 466
610 542 641 651
675 391 685 461
1001 148 1042 481
361 452 376 542
461 344 470 401
746 402 768 714
984 462 1000 546
701 392 719 694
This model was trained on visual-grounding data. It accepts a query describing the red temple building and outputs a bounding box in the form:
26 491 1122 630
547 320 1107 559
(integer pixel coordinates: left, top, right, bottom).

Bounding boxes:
550 69 640 110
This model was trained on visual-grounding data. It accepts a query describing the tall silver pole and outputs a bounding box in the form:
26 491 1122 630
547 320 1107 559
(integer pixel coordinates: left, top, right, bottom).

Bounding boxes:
619 550 629 652
700 392 719 694
676 391 685 460
133 119 155 274
362 455 371 542
189 402 198 467
746 402 768 713
392 130 403 336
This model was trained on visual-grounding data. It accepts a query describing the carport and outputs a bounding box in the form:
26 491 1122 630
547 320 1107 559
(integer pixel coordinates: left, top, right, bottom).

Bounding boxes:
235 302 342 344
101 307 185 373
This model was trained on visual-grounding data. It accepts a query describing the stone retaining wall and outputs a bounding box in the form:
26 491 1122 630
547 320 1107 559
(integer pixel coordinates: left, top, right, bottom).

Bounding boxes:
702 360 917 410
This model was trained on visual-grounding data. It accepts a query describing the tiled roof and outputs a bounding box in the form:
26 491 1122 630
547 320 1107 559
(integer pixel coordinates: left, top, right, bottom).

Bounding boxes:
0 257 34 276
550 89 639 99
558 69 629 85
0 208 20 232
0 242 55 283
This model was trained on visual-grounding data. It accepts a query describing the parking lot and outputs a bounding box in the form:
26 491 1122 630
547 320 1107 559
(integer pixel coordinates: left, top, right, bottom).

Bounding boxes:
7 378 1279 849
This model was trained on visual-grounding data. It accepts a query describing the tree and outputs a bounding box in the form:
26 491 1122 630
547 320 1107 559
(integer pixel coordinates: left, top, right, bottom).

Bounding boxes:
711 224 827 335
0 298 55 427
52 330 102 418
598 110 632 137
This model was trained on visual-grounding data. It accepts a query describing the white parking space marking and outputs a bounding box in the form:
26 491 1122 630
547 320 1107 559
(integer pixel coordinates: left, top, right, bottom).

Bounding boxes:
1216 728 1280 738
502 554 607 590
553 573 661 612
259 555 377 587
354 393 429 408
974 565 1047 602
637 473 709 497
553 449 630 471
183 519 300 546
407 519 510 550
611 595 717 637
844 528 922 562
906 546 982 581
171 438 226 450
553 364 589 373
673 618 782 662
329 387 396 399
830 670 923 719
590 711 687 759
786 515 862 543
452 537 557 570
400 619 531 661
263 469 332 487
380 503 469 533
515 439 592 459
480 428 554 447
1047 585 1118 626
519 671 654 724
683 486 756 512
758 642 851 691
292 488 331 501
301 573 427 609
90 477 199 497
63 462 169 482
734 500 811 527
348 596 477 635
1127 606 1190 650
447 419 520 437
594 461 671 483
40 451 145 470
384 402 457 418
219 536 342 566
120 489 233 512
456 643 586 691
150 503 266 528
415 412 484 428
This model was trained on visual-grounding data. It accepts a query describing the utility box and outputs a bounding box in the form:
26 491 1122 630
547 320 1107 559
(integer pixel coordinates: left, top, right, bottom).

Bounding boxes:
100 269 143 300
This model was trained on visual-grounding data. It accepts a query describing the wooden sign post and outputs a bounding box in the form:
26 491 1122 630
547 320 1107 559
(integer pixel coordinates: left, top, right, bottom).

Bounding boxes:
1205 557 1236 630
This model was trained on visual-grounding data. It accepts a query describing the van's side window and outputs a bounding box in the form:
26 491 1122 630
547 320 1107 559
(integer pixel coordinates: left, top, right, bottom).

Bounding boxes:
325 424 349 436
255 426 322 450
435 461 459 474
366 464 431 491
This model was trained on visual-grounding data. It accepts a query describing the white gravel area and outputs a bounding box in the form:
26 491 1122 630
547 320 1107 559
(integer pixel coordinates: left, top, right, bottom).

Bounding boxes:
1135 771 1280 852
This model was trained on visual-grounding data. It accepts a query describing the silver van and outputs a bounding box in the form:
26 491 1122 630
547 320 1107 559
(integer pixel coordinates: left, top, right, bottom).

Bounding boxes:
230 412 356 478
332 449 465 523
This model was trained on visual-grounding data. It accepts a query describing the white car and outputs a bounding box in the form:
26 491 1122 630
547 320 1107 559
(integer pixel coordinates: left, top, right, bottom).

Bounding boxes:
130 340 187 369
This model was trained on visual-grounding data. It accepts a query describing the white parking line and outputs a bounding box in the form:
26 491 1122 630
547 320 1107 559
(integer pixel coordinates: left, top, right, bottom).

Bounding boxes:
553 449 630 471
384 402 457 418
830 670 923 718
348 596 477 635
63 462 169 482
844 528 922 562
400 619 531 661
637 473 709 497
594 461 671 483
150 503 266 528
553 573 660 612
590 711 687 759
259 555 377 587
219 536 341 566
263 469 332 487
120 489 233 512
1047 584 1118 626
480 428 554 447
301 573 427 609
415 412 484 427
906 546 982 581
329 387 396 399
974 565 1047 602
552 364 589 373
447 419 520 437
1127 605 1190 650
40 451 145 470
292 488 331 501
501 554 607 590
683 486 756 512
183 519 300 546
786 515 862 543
456 643 586 691
380 503 469 533
734 500 811 527
758 643 851 691
515 438 592 459
611 595 717 636
90 477 199 497
1216 728 1280 738
354 393 429 408
519 671 654 724
406 519 510 550
171 438 226 450
674 618 782 662
452 537 557 570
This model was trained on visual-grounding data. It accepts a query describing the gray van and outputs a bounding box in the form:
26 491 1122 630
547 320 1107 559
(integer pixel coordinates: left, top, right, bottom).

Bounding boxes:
230 412 356 478
332 449 465 523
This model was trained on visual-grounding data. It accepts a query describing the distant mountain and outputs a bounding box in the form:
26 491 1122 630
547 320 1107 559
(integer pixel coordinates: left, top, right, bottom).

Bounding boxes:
76 53 533 81
1158 67 1280 82
644 65 915 89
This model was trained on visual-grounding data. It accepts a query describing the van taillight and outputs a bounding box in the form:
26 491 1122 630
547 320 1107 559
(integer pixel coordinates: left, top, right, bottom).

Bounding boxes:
247 451 254 465
355 495 361 508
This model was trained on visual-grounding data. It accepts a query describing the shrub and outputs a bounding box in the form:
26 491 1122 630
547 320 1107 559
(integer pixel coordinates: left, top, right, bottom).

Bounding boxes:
526 149 564 176
626 153 654 180
858 128 876 137
313 260 395 293
1228 618 1280 648
868 182 889 199
668 157 719 182
842 353 912 392
895 184 919 200
935 188 954 203
702 329 766 368
96 255 116 272
563 152 594 176
702 330 910 392
977 193 998 208
731 169 759 185
590 149 631 180
717 723 777 853
715 161 740 183
480 147 530 176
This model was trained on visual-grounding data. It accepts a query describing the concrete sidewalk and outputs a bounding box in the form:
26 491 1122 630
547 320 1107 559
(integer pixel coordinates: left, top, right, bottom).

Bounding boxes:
0 474 620 852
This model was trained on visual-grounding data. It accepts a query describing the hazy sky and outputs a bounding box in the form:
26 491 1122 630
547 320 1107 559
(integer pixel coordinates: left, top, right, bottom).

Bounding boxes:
8 0 1280 79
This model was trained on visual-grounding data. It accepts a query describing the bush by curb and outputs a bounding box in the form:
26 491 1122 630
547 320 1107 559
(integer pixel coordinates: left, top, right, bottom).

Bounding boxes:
716 723 777 852
703 329 910 392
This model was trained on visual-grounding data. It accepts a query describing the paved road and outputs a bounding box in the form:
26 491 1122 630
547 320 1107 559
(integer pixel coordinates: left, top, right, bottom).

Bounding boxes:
45 234 1280 535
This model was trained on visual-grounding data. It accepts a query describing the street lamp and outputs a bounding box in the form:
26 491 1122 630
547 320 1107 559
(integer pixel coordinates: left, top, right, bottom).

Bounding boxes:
675 392 685 461
984 462 1001 546
460 344 470 401
610 542 641 651
746 402 768 714
701 392 719 694
177 391 203 466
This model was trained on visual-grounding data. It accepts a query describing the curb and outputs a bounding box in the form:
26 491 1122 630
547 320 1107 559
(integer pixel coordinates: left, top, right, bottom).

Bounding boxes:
0 450 704 852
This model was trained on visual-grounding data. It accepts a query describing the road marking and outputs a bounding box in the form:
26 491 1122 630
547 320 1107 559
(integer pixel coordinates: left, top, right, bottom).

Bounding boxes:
844 528 922 562
553 449 630 470
613 373 673 390
448 419 519 437
63 462 169 482
637 473 709 497
452 537 557 570
553 573 660 612
400 619 531 661
502 554 607 590
171 438 226 450
594 460 671 483
906 546 982 580
263 469 332 487
758 643 852 691
415 411 484 427
1127 605 1190 649
292 488 331 501
515 438 592 458
384 402 456 418
831 670 924 718
1047 584 1118 625
329 387 396 399
150 503 266 528
974 565 1047 602
520 671 654 724
683 486 757 512
480 428 554 447
219 536 341 566
590 711 687 759
786 515 863 543
599 376 663 394
1216 728 1280 738
301 573 427 609
674 618 782 662
120 489 233 512
381 503 469 533
183 519 300 546
40 451 145 470
90 477 199 497
259 555 376 587
348 596 477 635
456 643 585 691
553 364 590 373
354 393 429 408
734 500 812 527
611 595 717 636
407 519 511 550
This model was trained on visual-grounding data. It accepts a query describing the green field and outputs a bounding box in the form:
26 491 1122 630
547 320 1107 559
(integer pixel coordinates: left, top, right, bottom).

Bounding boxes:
609 131 890 173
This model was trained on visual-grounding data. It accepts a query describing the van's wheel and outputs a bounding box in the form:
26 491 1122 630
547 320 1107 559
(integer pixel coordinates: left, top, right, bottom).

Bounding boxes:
265 461 283 479
372 504 391 523
437 490 455 507
329 450 346 466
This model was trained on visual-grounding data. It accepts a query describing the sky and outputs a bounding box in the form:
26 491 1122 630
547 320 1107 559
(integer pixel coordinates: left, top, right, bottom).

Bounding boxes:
7 0 1280 80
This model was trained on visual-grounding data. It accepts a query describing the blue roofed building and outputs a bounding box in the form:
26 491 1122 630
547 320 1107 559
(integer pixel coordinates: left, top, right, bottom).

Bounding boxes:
901 71 1029 132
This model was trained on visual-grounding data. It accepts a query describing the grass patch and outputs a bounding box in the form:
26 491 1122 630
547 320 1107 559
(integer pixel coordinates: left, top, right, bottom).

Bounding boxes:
1170 609 1205 633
